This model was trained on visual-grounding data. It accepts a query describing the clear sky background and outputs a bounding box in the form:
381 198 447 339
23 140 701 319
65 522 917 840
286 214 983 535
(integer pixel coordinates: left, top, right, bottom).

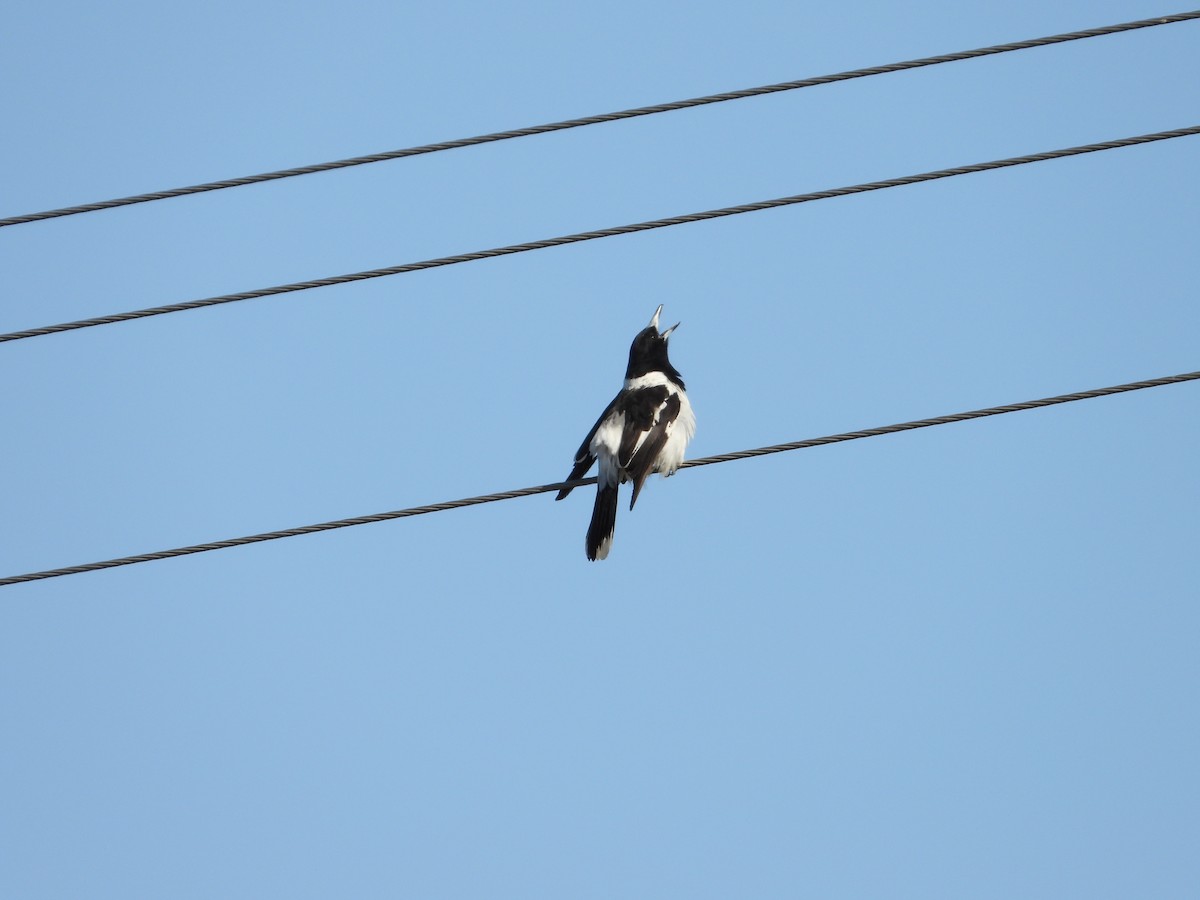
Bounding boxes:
2 1 1198 897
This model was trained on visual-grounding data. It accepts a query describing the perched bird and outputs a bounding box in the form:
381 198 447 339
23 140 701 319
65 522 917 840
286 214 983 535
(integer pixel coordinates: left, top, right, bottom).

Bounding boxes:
556 304 696 560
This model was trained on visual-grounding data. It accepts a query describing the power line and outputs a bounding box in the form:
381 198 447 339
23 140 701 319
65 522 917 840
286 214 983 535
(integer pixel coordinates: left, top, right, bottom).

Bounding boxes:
2 368 1195 588
4 125 1197 346
3 11 1197 229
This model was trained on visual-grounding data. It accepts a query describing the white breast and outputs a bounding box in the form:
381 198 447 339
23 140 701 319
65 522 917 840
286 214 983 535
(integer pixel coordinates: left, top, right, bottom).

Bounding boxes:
656 387 696 477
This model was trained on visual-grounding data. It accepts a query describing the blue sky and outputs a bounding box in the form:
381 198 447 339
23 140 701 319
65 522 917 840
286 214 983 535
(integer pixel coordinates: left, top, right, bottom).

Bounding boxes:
2 1 1198 897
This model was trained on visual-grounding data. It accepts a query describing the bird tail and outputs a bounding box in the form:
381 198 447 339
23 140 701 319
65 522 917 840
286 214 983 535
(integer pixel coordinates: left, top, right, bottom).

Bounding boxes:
586 484 618 561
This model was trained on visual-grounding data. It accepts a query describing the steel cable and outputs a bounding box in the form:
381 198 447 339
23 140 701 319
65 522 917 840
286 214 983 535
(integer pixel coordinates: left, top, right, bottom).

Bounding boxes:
3 125 1198 345
3 10 1197 228
2 368 1195 588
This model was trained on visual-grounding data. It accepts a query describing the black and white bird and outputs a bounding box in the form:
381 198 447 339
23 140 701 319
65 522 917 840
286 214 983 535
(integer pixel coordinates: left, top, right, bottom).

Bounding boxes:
556 304 696 561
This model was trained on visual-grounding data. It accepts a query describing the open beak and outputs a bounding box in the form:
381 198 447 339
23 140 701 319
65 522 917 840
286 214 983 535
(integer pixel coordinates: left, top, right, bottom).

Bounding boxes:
648 304 680 338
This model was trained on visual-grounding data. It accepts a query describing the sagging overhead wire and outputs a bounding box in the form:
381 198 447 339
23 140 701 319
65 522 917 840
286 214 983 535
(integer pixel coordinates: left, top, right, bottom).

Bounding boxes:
3 124 1198 346
1 369 1196 588
2 10 1198 228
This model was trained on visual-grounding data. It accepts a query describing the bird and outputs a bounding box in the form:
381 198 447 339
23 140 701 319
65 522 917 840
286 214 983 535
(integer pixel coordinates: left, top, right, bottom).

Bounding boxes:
556 304 696 561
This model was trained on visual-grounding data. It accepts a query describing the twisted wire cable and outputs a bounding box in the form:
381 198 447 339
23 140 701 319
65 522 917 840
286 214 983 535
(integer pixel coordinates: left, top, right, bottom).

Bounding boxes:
2 11 1197 228
3 124 1198 345
2 368 1195 588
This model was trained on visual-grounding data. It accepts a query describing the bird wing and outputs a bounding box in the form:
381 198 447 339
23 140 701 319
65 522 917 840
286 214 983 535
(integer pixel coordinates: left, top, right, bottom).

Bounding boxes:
555 393 621 501
623 391 681 510
615 385 670 468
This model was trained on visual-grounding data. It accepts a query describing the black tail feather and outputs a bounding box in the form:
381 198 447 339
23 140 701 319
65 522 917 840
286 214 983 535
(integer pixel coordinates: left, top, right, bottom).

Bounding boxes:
586 484 618 561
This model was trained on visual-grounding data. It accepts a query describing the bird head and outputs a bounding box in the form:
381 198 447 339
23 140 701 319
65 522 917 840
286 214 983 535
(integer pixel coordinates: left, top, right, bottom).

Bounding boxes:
626 304 684 382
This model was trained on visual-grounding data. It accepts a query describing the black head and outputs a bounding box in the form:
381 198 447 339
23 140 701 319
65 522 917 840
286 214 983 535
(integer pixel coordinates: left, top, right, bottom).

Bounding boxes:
625 304 684 386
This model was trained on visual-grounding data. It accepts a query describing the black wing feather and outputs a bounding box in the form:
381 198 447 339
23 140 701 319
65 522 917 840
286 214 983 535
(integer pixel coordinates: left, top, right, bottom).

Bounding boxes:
626 392 681 509
556 393 622 501
616 386 670 468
